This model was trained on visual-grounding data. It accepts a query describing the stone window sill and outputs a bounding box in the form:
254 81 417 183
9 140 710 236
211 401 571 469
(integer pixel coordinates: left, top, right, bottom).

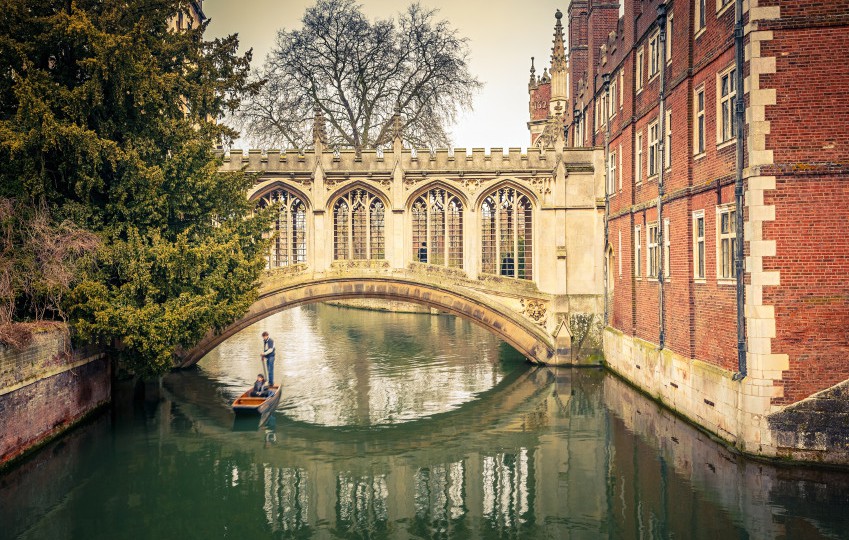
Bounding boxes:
716 138 736 152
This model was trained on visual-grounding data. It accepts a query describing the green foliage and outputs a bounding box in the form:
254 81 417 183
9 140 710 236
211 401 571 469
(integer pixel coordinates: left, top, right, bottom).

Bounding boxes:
0 1 271 375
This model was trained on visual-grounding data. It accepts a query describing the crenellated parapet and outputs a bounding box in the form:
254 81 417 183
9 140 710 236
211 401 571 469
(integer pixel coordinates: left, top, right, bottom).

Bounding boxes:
219 146 595 174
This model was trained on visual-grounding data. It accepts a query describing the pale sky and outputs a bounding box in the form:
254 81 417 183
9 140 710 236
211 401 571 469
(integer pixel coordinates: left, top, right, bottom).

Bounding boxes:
204 0 566 150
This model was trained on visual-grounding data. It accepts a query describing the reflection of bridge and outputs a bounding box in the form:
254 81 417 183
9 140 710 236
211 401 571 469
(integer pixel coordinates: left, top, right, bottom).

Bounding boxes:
182 128 605 366
157 366 608 536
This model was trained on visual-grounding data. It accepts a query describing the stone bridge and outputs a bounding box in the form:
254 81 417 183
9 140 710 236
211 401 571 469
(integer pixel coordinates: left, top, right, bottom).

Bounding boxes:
181 133 605 367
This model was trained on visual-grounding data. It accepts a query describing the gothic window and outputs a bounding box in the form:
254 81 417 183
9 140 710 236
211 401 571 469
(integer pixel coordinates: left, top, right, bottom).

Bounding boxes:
258 188 307 269
333 188 386 260
480 187 533 280
411 188 464 268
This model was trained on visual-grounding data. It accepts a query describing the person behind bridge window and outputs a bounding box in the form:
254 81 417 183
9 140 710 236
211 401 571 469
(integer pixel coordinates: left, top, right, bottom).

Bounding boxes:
251 373 269 397
500 253 515 277
418 241 428 263
261 331 275 386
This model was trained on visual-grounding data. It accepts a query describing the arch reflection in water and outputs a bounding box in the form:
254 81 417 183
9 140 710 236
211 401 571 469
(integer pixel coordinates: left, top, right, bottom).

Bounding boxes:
199 304 512 426
3 306 849 539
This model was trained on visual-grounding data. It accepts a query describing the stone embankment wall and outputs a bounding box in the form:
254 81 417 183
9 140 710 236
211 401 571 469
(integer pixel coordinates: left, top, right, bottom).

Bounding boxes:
0 328 110 468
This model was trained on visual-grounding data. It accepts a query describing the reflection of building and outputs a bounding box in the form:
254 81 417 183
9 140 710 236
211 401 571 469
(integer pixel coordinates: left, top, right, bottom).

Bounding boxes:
530 2 849 464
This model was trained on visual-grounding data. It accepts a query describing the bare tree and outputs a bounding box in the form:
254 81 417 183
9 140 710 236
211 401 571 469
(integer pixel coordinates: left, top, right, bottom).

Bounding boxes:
237 0 481 151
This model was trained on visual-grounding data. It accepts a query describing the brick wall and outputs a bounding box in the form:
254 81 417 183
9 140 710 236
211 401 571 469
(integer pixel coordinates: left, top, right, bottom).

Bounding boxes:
565 0 849 406
0 329 110 467
758 12 849 404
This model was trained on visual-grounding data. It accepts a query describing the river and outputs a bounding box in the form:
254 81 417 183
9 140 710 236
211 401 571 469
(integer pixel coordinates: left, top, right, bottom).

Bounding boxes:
1 304 848 539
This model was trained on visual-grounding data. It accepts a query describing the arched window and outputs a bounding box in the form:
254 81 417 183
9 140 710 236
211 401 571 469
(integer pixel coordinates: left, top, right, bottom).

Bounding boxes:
411 188 464 268
480 187 533 280
333 188 386 260
258 188 307 268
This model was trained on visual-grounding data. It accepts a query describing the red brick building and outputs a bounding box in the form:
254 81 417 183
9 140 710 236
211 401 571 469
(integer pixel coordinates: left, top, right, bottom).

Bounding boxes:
530 1 849 463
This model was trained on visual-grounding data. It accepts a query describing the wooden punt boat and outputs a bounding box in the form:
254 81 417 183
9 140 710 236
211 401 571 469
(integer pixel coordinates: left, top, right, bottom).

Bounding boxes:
232 385 281 416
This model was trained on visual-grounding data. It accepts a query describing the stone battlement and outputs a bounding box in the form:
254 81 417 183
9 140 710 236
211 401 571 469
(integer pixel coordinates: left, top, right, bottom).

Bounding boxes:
218 146 596 174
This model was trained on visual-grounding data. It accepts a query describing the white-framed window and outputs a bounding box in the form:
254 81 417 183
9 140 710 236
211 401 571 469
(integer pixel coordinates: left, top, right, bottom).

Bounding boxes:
635 131 643 184
609 76 617 119
717 0 734 16
636 47 644 91
619 71 625 108
663 217 670 277
608 150 617 195
647 222 659 278
717 205 737 280
618 229 623 276
695 0 706 35
648 120 659 177
595 101 600 132
665 12 674 63
717 66 737 144
694 86 706 155
692 210 705 280
618 143 623 191
634 225 642 277
649 32 660 78
664 109 672 170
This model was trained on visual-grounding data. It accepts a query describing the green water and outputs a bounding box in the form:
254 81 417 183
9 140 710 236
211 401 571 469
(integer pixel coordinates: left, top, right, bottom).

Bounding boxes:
2 304 848 539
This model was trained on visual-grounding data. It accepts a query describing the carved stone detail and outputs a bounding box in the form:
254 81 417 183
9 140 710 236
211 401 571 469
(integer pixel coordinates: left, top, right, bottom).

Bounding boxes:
528 176 552 196
520 298 548 326
460 178 485 194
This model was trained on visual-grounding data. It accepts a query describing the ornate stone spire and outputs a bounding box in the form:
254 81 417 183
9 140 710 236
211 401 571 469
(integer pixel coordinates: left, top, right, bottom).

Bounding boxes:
312 105 327 147
551 9 568 74
391 107 403 141
529 56 537 89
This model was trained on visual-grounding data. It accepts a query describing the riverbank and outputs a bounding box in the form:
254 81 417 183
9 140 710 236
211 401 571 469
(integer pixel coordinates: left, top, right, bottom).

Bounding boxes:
324 298 441 314
0 327 110 469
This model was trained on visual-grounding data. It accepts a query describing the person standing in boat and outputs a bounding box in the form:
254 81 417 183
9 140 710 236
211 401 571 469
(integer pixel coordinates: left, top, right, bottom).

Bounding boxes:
261 331 275 386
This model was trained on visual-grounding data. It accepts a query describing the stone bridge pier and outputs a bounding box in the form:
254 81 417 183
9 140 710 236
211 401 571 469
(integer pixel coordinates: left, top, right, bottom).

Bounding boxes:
182 132 605 367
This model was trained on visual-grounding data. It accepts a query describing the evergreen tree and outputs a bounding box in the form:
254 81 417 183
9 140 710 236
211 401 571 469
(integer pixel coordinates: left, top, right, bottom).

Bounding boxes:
0 0 272 375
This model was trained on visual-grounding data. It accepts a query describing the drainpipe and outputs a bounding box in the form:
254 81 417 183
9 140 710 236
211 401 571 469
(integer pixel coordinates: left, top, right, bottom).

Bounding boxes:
656 4 668 350
602 73 611 326
732 0 747 380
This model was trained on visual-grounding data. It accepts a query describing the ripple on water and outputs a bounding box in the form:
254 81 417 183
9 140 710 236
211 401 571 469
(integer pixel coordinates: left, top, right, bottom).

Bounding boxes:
197 303 521 427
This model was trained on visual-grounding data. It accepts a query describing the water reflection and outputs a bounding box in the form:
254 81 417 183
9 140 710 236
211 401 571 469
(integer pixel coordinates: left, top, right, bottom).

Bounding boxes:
2 306 849 539
200 304 510 426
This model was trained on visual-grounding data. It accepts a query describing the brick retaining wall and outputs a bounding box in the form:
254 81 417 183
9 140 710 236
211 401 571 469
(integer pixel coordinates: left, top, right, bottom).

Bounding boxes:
0 329 110 467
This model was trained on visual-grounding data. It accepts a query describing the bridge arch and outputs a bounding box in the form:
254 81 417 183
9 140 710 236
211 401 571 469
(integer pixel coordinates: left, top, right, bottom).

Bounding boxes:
179 275 556 368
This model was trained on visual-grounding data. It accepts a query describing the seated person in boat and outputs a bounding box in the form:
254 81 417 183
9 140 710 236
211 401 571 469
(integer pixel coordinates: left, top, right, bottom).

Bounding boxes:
251 374 271 397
